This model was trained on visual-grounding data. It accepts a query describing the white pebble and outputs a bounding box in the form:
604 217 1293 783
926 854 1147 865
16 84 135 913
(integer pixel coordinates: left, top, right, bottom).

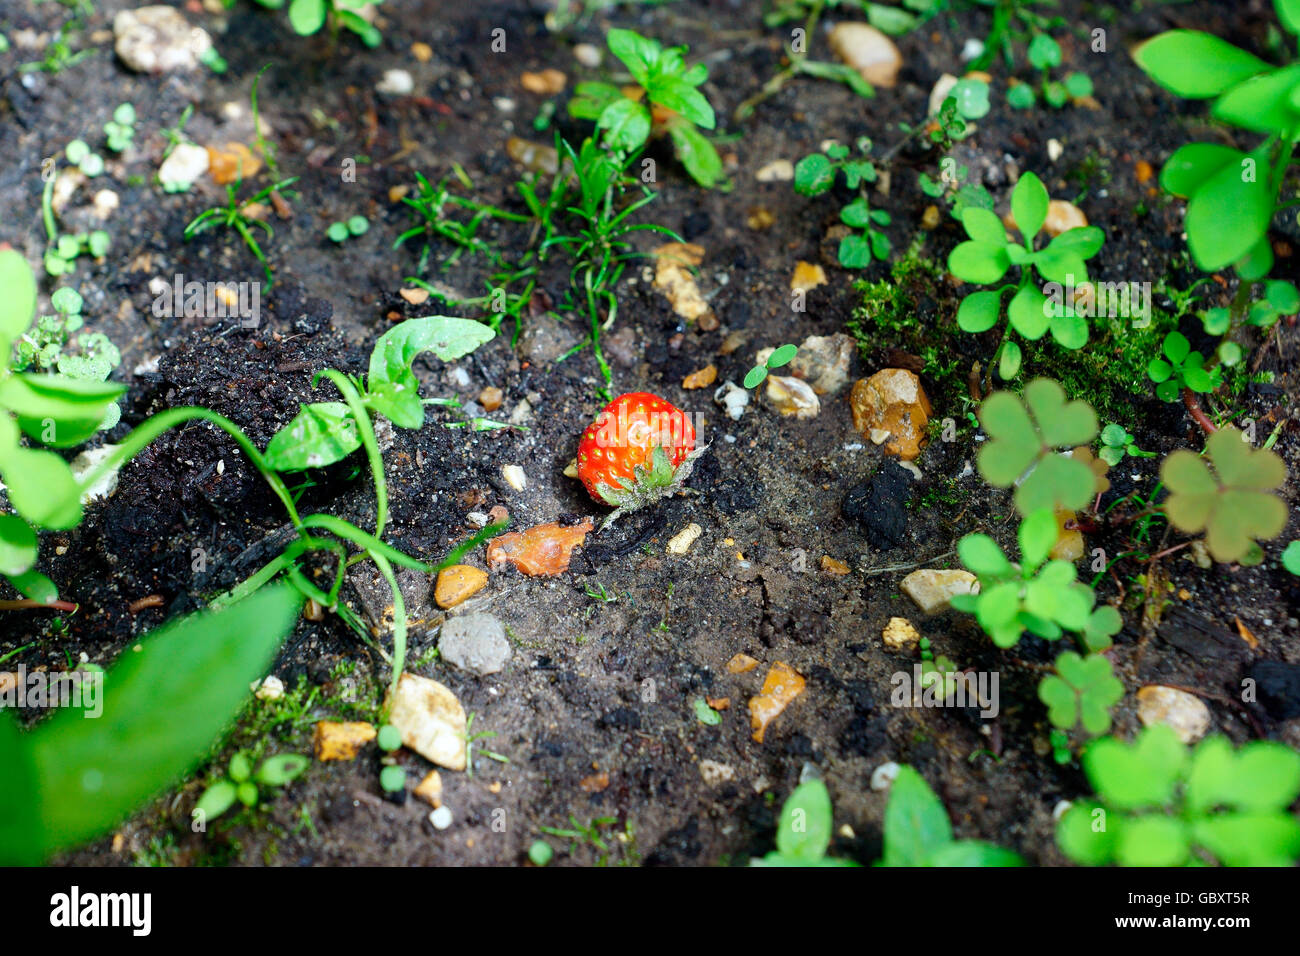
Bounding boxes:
1052 800 1072 821
502 464 527 491
870 761 900 791
376 68 414 96
429 805 453 830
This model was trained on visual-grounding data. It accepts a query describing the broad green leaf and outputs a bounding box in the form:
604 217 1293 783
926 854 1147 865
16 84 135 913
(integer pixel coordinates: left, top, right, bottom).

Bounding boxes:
256 753 310 786
287 0 327 35
194 780 238 822
264 402 362 472
1191 813 1300 866
0 447 81 530
606 29 656 86
0 249 37 344
1159 143 1242 198
1084 725 1187 810
1008 284 1050 340
958 533 1011 578
793 153 835 196
568 82 623 121
597 98 651 152
1018 509 1060 568
25 584 302 861
1011 171 1049 240
1057 801 1116 864
997 340 1022 380
775 780 834 861
976 390 1039 484
0 711 43 864
957 290 1002 332
1279 0 1300 34
1 373 127 448
1183 146 1277 271
1049 310 1088 349
1133 31 1268 99
948 241 1010 284
368 316 495 386
1212 63 1300 135
649 76 715 129
0 514 38 576
668 123 723 188
881 766 953 866
838 234 873 269
1024 378 1098 447
1117 816 1189 866
961 207 1007 245
365 378 424 430
925 840 1023 866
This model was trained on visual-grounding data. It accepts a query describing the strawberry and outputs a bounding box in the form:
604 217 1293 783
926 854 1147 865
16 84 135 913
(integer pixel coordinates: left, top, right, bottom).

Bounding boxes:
576 392 704 526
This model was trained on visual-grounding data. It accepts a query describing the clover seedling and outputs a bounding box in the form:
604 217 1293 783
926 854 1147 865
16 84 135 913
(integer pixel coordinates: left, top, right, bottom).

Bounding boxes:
1146 331 1220 403
1058 725 1300 866
976 377 1100 515
752 779 858 867
328 215 370 243
1160 426 1287 563
1006 34 1093 109
528 840 554 866
950 172 1105 379
953 509 1114 648
1039 650 1124 737
194 751 310 823
1098 423 1156 466
64 139 104 178
568 29 721 187
744 343 797 389
794 138 890 267
878 766 1023 867
103 103 136 153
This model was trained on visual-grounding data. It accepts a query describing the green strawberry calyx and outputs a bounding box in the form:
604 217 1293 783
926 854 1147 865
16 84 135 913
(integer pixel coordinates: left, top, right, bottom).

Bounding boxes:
594 443 710 529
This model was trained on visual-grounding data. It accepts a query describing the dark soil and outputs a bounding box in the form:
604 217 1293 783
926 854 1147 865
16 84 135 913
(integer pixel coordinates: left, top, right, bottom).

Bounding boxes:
2 0 1298 867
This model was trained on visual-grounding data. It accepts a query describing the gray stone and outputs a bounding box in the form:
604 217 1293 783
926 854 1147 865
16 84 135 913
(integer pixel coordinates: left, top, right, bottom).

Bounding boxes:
439 613 512 676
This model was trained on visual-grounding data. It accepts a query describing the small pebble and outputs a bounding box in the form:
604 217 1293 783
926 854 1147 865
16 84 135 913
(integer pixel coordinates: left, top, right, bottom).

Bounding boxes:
871 762 900 791
429 806 453 830
502 464 527 491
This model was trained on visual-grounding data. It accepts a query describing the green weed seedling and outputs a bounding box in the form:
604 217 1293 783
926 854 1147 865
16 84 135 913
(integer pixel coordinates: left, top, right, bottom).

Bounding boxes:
1135 3 1300 335
1097 423 1155 466
1146 331 1221 403
1057 725 1300 866
1160 426 1288 564
2 584 304 864
254 0 383 47
194 750 309 823
975 377 1100 515
795 138 891 267
569 28 722 187
103 103 136 153
738 0 927 119
1039 650 1124 740
877 766 1023 866
1006 34 1093 109
953 509 1118 648
744 343 798 389
64 139 104 178
19 18 93 75
950 171 1105 380
377 724 405 793
184 177 300 286
752 779 859 867
327 215 370 243
0 251 125 605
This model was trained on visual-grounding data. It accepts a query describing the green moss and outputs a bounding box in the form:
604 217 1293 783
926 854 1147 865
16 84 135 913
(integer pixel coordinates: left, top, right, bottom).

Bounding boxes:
1026 309 1176 423
851 253 966 401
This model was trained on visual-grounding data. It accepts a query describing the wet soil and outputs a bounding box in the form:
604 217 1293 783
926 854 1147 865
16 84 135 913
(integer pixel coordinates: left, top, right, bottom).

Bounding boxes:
2 0 1298 866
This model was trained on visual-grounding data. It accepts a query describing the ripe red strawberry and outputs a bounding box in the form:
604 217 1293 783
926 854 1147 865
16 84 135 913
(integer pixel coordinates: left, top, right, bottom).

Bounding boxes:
576 392 703 525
